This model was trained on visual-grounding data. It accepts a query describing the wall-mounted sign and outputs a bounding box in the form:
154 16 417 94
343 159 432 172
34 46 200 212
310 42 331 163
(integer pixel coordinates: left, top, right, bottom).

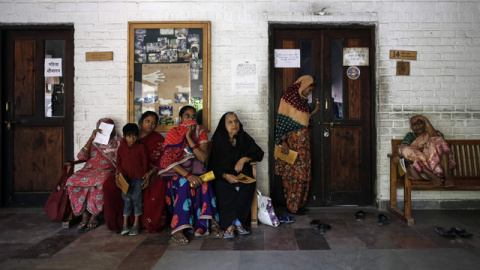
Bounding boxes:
343 47 369 66
390 50 417 60
86 51 114 61
346 66 360 80
274 49 300 68
44 58 62 77
396 61 410 76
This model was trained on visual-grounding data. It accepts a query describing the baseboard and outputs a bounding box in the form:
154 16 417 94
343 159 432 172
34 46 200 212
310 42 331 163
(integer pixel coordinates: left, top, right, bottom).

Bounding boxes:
377 199 480 211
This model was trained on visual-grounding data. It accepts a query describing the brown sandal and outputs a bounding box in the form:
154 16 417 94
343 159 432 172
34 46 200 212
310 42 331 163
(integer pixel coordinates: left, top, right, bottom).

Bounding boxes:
171 232 189 245
211 224 224 238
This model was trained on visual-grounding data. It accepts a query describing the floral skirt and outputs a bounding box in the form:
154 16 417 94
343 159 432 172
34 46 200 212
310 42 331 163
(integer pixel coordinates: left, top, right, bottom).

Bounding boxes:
274 127 311 213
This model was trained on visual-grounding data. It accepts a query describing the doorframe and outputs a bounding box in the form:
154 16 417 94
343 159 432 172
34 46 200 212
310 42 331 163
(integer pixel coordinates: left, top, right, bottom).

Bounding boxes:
0 24 75 206
268 23 377 207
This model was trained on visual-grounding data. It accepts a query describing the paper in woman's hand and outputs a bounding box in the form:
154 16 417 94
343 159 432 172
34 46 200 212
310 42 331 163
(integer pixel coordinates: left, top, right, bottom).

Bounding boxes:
274 145 298 164
93 122 114 145
236 173 256 184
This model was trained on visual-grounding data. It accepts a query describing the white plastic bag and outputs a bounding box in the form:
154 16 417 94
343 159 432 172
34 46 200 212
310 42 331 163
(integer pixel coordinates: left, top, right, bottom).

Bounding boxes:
257 190 280 227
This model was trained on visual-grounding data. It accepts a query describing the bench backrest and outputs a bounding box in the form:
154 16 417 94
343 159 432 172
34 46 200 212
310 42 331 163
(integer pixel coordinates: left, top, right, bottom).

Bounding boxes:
392 139 480 181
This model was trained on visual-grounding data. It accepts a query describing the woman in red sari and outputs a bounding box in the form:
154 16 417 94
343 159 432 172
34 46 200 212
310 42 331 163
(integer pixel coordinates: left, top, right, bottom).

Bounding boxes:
392 115 456 187
66 118 121 230
103 111 167 232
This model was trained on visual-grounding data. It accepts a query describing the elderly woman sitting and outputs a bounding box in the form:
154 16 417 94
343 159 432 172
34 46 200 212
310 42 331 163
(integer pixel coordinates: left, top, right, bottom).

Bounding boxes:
66 118 121 230
208 112 264 238
391 115 456 187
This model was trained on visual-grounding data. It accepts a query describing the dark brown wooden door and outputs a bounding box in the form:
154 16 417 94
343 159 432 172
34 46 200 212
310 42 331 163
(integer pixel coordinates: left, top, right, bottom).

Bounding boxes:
1 27 74 207
272 26 375 206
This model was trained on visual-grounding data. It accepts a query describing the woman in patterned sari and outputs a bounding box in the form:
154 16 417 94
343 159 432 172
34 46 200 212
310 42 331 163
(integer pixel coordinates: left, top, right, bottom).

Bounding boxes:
66 118 121 230
274 75 320 215
391 115 456 187
158 106 220 245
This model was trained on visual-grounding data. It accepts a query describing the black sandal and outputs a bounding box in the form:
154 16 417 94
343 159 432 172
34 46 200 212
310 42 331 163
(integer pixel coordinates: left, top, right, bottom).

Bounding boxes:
77 221 88 230
377 214 391 226
450 227 473 238
354 211 365 221
435 227 456 239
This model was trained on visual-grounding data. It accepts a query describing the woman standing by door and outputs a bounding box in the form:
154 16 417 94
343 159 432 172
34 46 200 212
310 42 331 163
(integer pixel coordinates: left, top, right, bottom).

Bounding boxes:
275 75 320 215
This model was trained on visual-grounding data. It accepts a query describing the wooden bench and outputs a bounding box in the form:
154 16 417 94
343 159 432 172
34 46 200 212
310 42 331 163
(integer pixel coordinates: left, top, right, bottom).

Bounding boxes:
387 139 480 225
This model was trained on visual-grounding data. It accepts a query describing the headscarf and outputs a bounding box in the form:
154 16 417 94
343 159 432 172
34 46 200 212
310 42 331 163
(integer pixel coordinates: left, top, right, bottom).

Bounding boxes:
92 118 120 166
209 112 264 179
158 120 208 174
275 75 313 144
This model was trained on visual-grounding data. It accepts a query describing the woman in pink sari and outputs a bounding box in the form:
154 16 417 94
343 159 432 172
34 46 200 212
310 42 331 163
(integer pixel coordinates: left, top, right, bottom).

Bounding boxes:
66 118 121 230
103 111 167 233
392 115 456 187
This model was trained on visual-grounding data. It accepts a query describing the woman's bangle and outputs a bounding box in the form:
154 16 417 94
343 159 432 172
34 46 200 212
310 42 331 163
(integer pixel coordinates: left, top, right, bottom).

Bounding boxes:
82 146 89 152
190 144 199 151
184 172 193 179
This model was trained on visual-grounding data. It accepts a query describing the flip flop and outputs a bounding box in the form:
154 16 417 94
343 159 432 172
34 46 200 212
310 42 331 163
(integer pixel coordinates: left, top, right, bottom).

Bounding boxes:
86 220 100 230
77 221 88 230
171 233 189 245
236 225 250 235
279 215 295 224
435 227 456 239
377 214 391 226
223 228 235 239
450 227 473 238
354 211 365 221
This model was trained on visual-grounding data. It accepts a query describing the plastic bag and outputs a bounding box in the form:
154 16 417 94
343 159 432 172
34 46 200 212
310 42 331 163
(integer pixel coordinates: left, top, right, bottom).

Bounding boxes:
257 190 280 227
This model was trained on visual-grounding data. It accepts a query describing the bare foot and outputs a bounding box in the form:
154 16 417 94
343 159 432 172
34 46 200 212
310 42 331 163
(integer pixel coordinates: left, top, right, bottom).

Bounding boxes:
430 174 443 186
171 231 189 245
444 175 454 187
407 166 423 180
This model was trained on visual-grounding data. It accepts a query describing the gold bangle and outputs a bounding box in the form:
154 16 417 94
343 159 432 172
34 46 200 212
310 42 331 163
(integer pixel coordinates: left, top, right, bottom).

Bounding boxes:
82 146 89 152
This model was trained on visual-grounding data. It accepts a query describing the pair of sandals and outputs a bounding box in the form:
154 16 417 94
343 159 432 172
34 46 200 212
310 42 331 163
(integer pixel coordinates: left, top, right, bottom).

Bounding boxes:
121 225 140 236
171 224 224 245
435 227 473 239
77 220 100 230
354 211 391 226
310 219 331 234
223 225 249 239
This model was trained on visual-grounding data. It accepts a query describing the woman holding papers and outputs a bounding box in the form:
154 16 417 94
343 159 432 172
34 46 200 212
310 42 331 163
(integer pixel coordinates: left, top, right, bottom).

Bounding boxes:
274 75 320 215
158 105 220 245
209 112 264 238
66 118 121 230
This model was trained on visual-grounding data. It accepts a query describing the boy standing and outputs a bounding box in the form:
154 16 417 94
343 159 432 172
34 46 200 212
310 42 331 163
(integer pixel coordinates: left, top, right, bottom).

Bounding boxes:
116 123 148 236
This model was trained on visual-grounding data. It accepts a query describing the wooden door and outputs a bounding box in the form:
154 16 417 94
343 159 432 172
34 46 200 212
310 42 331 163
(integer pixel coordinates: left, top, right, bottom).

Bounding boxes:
1 27 74 207
272 26 375 206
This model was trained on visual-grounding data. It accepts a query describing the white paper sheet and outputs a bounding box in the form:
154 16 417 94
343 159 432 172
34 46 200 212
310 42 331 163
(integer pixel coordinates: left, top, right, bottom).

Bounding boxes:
93 122 114 145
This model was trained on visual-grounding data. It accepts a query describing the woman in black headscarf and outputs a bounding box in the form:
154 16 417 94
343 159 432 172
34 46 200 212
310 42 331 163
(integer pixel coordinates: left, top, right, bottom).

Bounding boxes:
209 112 264 238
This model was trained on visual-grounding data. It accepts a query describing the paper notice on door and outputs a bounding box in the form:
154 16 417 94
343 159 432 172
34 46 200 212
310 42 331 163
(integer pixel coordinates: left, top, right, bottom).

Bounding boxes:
93 122 114 145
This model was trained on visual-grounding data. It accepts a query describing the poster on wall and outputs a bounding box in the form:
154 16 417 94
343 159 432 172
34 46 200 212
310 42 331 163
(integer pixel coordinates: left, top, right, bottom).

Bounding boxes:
232 60 258 94
142 63 191 126
129 22 211 132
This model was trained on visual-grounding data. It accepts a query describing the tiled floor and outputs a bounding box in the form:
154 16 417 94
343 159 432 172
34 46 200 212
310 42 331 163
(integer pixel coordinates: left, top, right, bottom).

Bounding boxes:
1 207 479 269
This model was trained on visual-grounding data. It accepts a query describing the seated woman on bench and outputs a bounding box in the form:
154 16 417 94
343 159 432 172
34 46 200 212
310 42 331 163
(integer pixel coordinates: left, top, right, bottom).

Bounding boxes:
391 115 456 187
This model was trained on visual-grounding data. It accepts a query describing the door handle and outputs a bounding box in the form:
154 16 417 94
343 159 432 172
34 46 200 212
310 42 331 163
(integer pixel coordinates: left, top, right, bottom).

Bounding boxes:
320 121 341 129
4 121 19 130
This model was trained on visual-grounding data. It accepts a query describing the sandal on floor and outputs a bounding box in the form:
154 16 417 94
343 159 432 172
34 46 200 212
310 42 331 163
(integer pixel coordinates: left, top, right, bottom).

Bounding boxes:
355 211 365 221
223 228 235 239
86 220 100 230
171 233 189 245
77 221 88 230
310 219 321 230
377 214 391 226
129 225 140 236
121 226 131 235
211 224 224 238
279 215 295 224
236 225 250 235
435 227 456 239
450 227 473 238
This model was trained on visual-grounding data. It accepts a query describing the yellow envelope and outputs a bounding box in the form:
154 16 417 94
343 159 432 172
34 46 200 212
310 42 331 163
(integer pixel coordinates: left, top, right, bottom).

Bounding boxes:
118 173 129 195
190 171 216 187
274 145 298 165
236 173 256 184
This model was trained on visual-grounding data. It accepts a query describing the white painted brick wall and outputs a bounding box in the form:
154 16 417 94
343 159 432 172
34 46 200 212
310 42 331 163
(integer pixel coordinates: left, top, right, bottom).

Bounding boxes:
2 0 480 203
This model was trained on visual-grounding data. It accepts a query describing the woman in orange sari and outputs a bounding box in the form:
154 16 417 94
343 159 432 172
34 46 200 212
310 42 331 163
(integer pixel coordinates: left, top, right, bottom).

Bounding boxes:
392 115 456 187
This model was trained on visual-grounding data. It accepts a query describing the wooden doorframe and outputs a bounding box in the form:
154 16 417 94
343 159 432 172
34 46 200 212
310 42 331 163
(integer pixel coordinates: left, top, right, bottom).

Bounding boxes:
0 24 75 206
268 23 377 207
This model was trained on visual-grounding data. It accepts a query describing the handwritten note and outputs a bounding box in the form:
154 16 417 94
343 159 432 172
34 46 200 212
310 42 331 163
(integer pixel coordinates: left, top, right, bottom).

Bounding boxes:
44 58 62 77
